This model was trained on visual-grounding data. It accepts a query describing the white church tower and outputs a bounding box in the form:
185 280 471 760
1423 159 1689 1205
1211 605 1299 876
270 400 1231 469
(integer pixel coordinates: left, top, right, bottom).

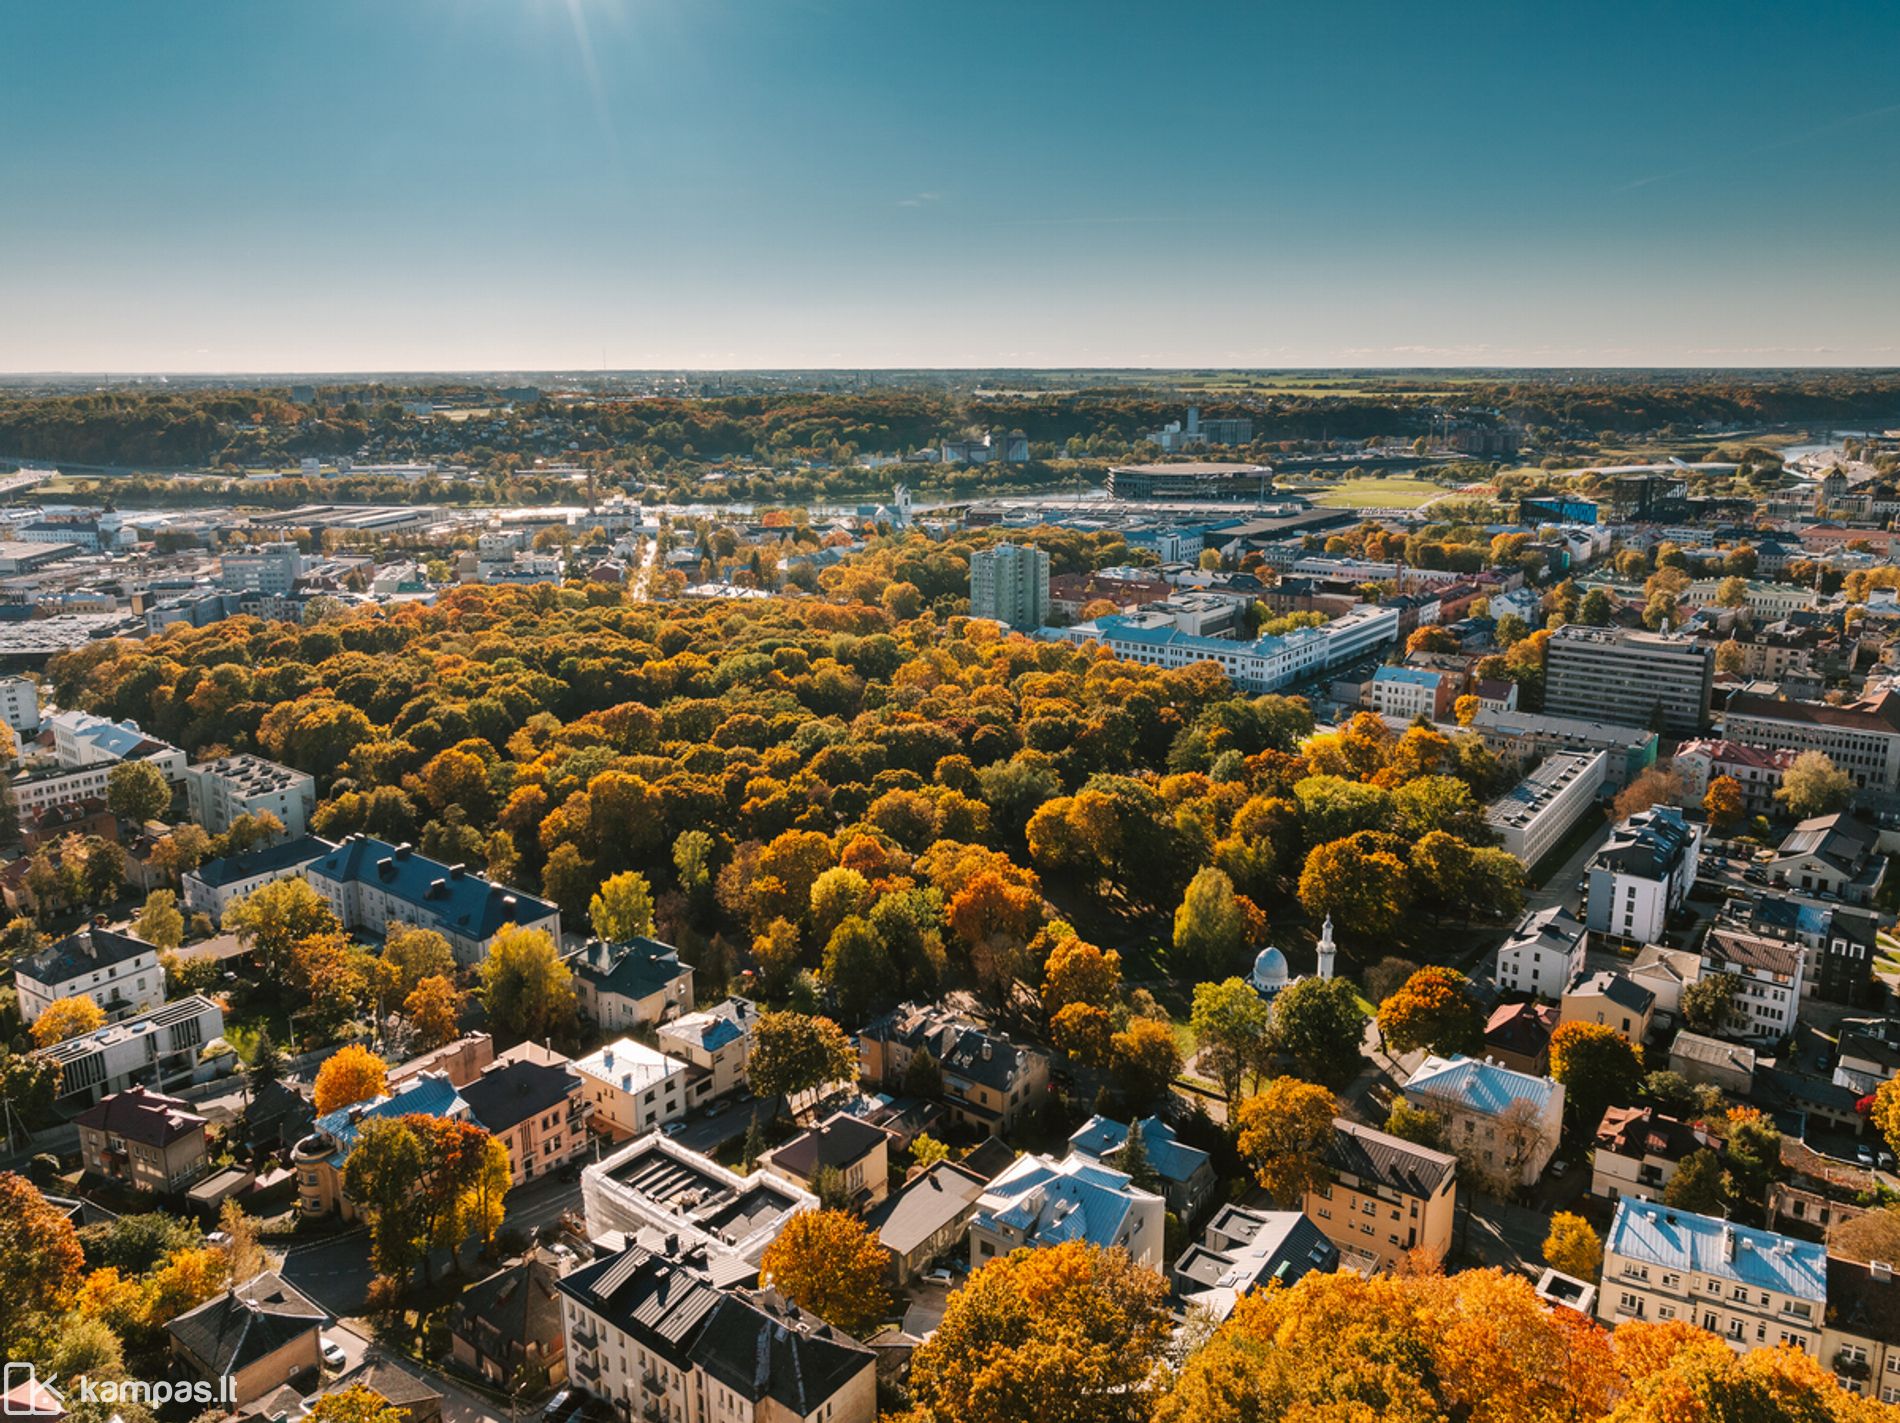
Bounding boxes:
1316 914 1336 981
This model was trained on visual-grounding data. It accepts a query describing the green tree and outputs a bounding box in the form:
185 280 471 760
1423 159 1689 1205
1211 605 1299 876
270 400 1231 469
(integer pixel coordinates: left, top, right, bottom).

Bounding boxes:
819 915 895 1026
1679 972 1735 1034
1549 1021 1643 1137
1189 977 1274 1107
381 926 457 996
105 760 172 824
1776 749 1853 818
223 876 341 977
749 1011 855 1119
133 888 185 951
478 927 576 1039
1270 976 1369 1086
1663 1148 1728 1215
1172 867 1245 976
1383 1098 1448 1150
588 870 656 942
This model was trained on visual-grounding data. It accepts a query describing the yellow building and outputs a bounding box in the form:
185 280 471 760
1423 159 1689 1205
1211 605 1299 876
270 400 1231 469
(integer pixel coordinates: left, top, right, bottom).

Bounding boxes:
1303 1117 1458 1273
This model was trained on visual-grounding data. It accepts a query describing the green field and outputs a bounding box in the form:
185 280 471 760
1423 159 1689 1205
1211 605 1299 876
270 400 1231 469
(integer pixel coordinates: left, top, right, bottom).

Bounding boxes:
1309 475 1448 509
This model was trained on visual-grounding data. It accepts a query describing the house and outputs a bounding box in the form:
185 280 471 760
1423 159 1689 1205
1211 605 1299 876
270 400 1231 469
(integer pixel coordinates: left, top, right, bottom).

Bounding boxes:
570 1037 692 1141
1669 1030 1757 1095
1821 1257 1900 1402
1173 1207 1340 1319
1630 944 1702 1018
865 1160 989 1285
1744 898 1880 1006
291 1072 474 1218
1772 813 1887 905
459 1053 591 1186
762 1112 895 1210
656 996 758 1103
167 1272 330 1406
1068 1114 1217 1223
387 1031 497 1090
557 1239 877 1423
1494 905 1587 1002
1559 970 1656 1046
970 1152 1165 1271
305 834 560 965
570 936 695 1031
180 834 335 919
185 754 317 839
1672 739 1797 817
859 1002 1049 1137
1595 1200 1825 1355
580 1135 815 1268
1304 1117 1458 1273
1699 926 1807 1042
1585 805 1703 946
1367 665 1454 722
14 920 165 1025
449 1251 567 1390
1401 1054 1564 1190
75 1085 210 1194
1483 1001 1557 1076
34 995 224 1107
307 1362 444 1423
1835 1018 1900 1096
1591 1106 1715 1203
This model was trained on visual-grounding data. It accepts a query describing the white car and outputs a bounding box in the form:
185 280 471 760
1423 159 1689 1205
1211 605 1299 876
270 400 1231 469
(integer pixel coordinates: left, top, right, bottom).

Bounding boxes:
320 1337 347 1370
921 1267 954 1287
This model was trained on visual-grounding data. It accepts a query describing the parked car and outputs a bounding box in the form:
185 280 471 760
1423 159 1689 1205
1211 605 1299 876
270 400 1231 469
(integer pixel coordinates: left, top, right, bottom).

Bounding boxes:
921 1267 954 1287
544 1390 582 1423
662 1120 688 1137
320 1337 347 1370
1857 1145 1876 1169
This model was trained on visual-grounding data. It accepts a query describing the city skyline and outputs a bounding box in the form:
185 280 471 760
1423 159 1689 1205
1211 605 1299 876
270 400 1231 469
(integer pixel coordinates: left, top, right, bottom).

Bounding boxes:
3 0 1898 372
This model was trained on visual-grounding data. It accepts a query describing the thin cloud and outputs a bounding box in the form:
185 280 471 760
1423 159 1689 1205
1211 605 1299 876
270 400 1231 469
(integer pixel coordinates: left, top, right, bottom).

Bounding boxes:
896 192 942 208
1622 100 1900 192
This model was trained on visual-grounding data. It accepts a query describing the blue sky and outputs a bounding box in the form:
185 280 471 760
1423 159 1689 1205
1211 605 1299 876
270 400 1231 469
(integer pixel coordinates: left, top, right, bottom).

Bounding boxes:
2 0 1897 372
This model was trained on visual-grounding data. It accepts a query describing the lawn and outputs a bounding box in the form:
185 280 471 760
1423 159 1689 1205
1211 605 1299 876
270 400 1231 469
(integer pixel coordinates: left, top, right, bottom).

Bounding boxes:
1309 475 1447 509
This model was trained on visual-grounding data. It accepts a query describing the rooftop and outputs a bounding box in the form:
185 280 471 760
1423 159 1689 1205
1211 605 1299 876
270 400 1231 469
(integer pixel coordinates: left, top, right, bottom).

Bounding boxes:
308 834 555 943
1405 1053 1560 1118
573 1036 688 1097
1605 1199 1825 1301
74 1085 206 1147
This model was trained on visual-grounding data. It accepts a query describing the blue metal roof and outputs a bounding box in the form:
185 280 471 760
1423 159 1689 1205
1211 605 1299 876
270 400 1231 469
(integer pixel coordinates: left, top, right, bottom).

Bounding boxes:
309 835 556 942
311 1074 468 1166
1068 1114 1209 1187
1405 1053 1560 1117
1607 1199 1826 1301
1372 666 1442 686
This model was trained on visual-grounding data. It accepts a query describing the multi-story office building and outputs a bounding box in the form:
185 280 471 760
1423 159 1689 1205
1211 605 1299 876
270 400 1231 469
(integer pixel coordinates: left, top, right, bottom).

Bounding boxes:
46 710 188 780
1585 805 1703 946
1597 1200 1825 1356
1543 626 1714 735
218 541 304 595
1720 691 1900 793
1367 666 1453 722
1303 1117 1459 1274
1484 749 1607 865
969 541 1051 629
33 995 223 1107
184 753 317 838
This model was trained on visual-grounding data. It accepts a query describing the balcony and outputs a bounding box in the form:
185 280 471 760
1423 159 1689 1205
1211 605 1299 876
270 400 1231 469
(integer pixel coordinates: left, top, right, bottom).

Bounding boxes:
1834 1352 1871 1382
573 1355 600 1383
570 1322 598 1350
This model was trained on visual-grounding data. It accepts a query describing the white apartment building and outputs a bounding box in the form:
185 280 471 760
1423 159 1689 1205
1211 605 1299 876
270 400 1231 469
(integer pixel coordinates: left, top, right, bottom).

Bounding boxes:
969 541 1051 630
1402 1054 1564 1190
218 541 304 595
1597 1199 1825 1356
969 1152 1166 1272
1700 926 1807 1042
8 760 113 814
1494 905 1588 1002
180 834 334 918
14 922 166 1025
1485 749 1607 865
0 674 41 736
1367 666 1448 722
46 710 187 781
185 754 317 838
571 1037 693 1140
580 1136 816 1267
656 997 757 1103
1043 603 1399 695
1585 806 1703 946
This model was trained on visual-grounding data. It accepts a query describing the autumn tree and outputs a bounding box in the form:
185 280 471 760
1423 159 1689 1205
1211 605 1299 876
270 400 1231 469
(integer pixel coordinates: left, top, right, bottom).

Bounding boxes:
1041 930 1122 1019
32 994 106 1047
1702 774 1745 832
404 975 466 1050
0 1173 86 1357
1663 1148 1728 1215
1109 1016 1182 1108
758 1209 890 1334
381 926 456 996
1542 1211 1602 1279
1613 766 1684 821
479 926 576 1039
1376 966 1483 1057
1828 1203 1900 1264
1236 1076 1337 1202
306 1385 407 1423
313 1043 388 1116
1298 835 1408 940
1052 1001 1115 1069
749 1011 855 1119
1777 749 1853 818
909 1239 1171 1423
223 876 341 977
1384 1098 1448 1150
1549 1021 1643 1137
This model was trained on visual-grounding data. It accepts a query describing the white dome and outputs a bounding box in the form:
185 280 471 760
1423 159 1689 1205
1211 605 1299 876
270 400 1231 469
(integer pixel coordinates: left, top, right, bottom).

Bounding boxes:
1251 945 1290 994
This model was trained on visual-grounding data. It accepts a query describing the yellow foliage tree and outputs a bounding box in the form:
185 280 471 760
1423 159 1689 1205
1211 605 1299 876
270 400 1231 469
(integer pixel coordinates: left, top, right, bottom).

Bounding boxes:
31 996 106 1048
312 1042 388 1117
1235 1076 1337 1202
758 1209 890 1335
1542 1211 1603 1280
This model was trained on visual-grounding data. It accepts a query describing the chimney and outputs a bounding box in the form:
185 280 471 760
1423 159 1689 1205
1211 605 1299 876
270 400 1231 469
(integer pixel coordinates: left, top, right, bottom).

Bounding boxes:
1723 1226 1737 1261
1874 1261 1894 1283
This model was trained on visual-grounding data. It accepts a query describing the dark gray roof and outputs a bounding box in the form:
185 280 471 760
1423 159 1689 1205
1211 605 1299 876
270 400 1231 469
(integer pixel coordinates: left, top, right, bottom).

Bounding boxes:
867 1162 987 1255
451 1254 565 1354
190 834 335 889
74 1085 205 1146
690 1289 873 1413
572 936 691 1001
168 1272 328 1377
460 1059 581 1134
556 1242 728 1369
1325 1118 1457 1198
309 835 555 941
19 924 155 986
1566 969 1656 1016
765 1113 890 1180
